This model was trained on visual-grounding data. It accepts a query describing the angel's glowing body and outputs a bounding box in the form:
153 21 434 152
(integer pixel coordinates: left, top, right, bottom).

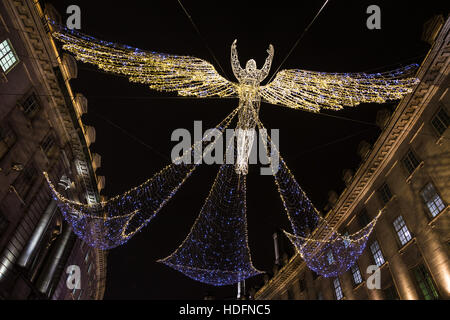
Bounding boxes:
231 40 274 175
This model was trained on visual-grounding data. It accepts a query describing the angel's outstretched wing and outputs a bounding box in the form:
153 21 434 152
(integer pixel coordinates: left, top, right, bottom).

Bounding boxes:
52 26 237 98
260 65 419 112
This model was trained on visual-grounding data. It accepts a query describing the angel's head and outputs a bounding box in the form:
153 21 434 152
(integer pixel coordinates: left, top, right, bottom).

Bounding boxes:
245 59 257 72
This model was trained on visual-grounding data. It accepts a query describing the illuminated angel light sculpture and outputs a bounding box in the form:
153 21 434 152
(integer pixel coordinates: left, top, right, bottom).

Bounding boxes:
47 24 419 285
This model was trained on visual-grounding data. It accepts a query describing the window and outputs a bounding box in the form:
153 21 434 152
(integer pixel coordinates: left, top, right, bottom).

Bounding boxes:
298 277 306 292
41 134 56 158
0 123 16 160
333 278 343 300
412 264 439 300
327 251 335 265
431 107 449 136
342 231 350 248
393 216 412 246
402 149 421 175
351 263 363 286
383 286 399 300
420 183 445 218
0 211 9 236
13 164 37 200
0 39 19 73
287 287 294 300
358 209 370 227
370 240 385 267
378 183 393 205
21 92 40 118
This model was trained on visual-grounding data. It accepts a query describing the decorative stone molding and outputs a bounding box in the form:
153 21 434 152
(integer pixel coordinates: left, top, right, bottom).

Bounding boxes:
75 93 88 116
92 153 101 172
357 140 372 160
63 53 78 80
84 125 96 146
97 176 105 192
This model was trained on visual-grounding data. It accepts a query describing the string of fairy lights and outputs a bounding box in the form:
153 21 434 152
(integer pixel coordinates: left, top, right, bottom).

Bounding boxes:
47 22 420 284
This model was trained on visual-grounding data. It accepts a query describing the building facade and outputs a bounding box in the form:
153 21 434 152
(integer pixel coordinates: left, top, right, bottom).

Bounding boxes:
0 0 106 299
255 15 450 300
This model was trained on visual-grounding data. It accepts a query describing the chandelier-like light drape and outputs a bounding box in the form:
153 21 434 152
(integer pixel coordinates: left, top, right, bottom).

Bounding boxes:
158 163 263 286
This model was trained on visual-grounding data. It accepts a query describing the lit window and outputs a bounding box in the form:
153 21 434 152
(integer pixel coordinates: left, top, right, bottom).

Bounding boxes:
327 251 335 265
431 107 449 136
412 264 439 300
0 39 19 73
370 240 385 267
420 183 445 218
402 149 421 175
342 231 350 248
21 93 40 118
393 216 412 246
0 123 17 160
351 264 363 286
378 183 393 205
333 278 343 300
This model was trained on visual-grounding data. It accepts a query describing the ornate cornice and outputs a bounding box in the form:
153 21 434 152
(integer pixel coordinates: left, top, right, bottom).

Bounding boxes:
8 0 99 205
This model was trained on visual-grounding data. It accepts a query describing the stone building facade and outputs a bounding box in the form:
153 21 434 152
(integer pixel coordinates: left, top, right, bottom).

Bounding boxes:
255 15 450 300
0 0 106 299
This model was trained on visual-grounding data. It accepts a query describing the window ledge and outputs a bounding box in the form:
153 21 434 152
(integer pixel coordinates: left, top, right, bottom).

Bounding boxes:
0 70 7 83
428 205 449 226
353 281 366 291
380 195 397 212
406 162 425 185
436 135 446 145
399 237 416 255
378 261 389 270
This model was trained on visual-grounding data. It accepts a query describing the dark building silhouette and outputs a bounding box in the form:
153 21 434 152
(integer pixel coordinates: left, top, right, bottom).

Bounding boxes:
0 1 106 299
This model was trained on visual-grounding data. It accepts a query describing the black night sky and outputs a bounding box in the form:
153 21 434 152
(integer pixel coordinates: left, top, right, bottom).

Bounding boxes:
45 0 446 299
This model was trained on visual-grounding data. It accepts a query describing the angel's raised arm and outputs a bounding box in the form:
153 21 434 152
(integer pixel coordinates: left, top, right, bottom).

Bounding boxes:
51 24 237 98
231 39 244 81
259 44 274 82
